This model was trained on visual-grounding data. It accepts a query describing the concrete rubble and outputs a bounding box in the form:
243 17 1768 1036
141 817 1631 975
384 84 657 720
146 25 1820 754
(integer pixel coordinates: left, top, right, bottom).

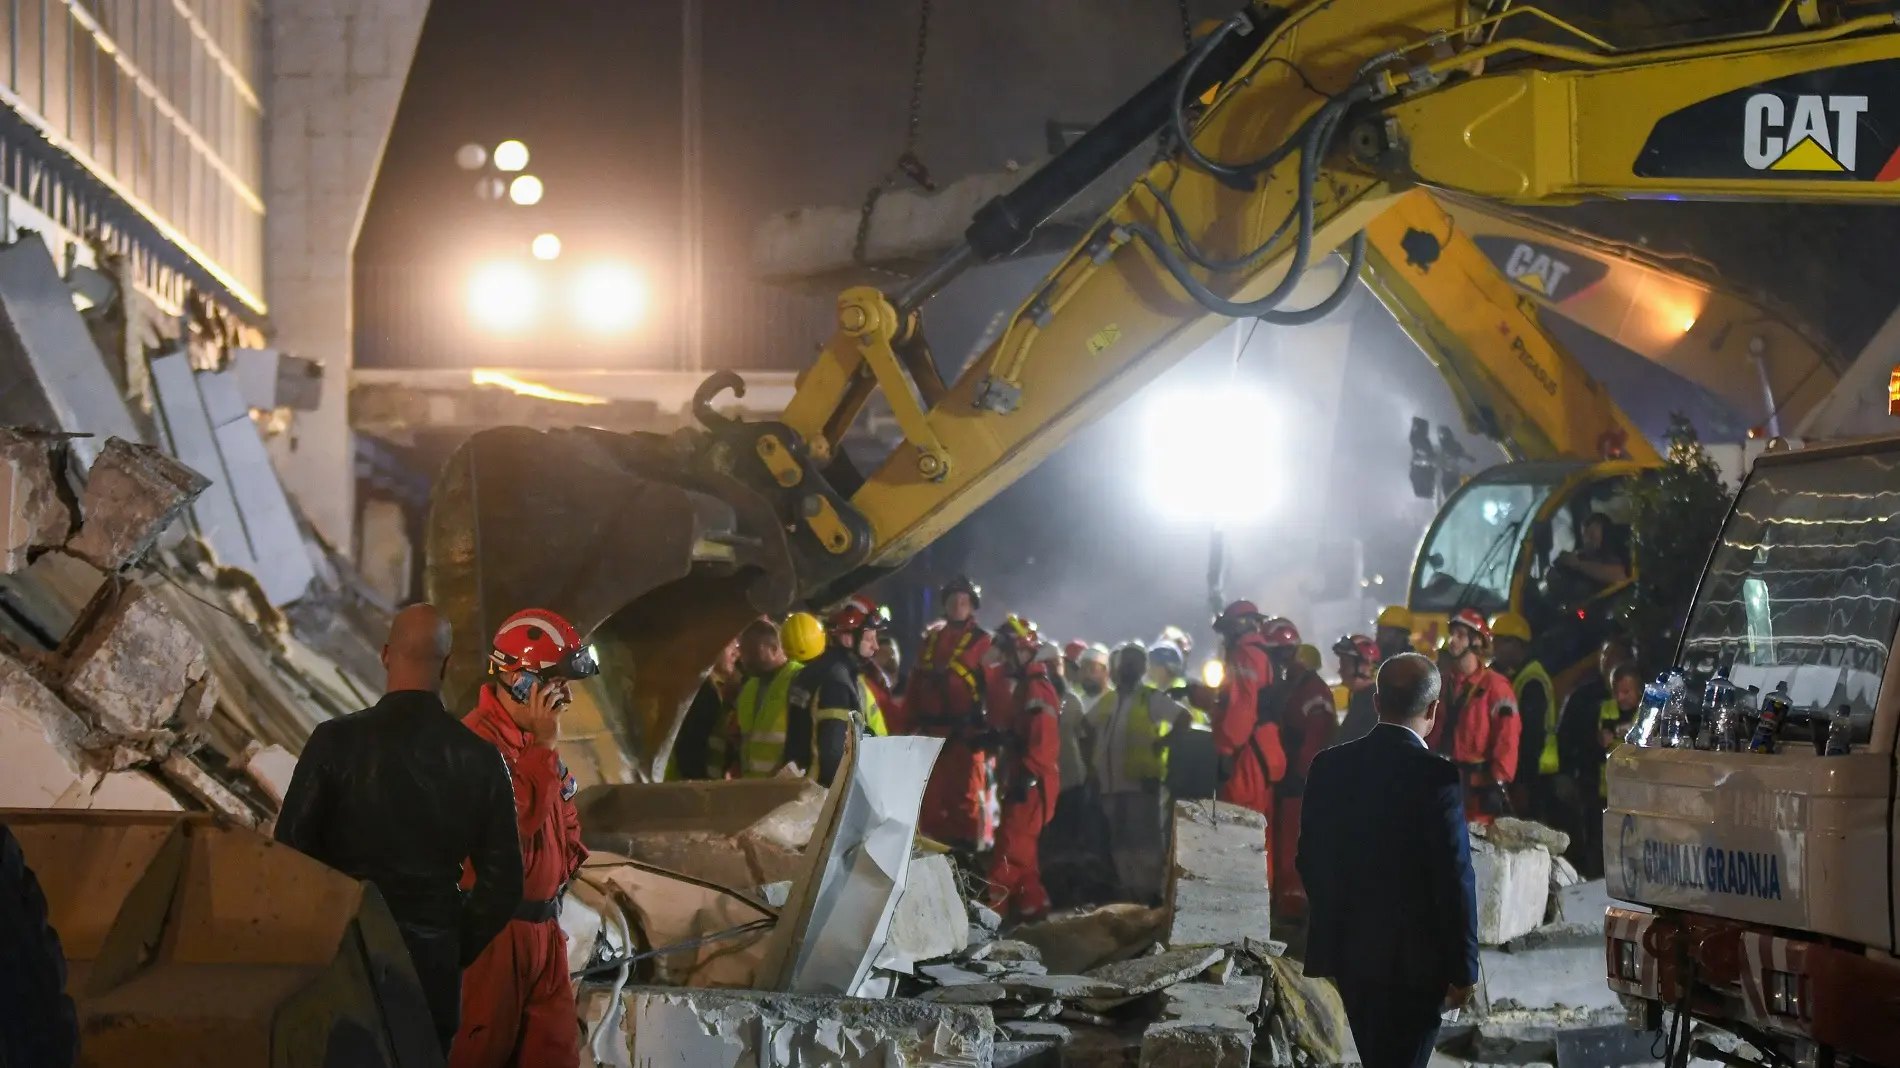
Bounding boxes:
64 438 209 572
627 987 995 1067
1472 818 1560 946
1166 799 1274 948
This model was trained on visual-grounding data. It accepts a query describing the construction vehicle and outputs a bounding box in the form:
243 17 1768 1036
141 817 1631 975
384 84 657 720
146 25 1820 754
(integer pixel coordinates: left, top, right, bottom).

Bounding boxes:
429 0 1898 814
1604 432 1900 1068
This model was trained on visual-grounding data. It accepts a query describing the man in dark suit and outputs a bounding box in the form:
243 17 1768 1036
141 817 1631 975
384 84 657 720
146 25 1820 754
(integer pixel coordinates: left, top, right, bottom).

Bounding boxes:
1297 652 1480 1068
276 604 525 1054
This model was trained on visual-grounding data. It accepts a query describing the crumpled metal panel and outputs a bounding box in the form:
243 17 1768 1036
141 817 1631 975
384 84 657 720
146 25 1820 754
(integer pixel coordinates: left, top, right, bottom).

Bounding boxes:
426 426 797 776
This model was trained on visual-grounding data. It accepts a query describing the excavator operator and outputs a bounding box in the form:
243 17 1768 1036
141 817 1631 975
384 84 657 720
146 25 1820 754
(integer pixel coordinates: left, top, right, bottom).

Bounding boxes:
452 608 596 1068
907 575 995 855
1210 601 1288 828
1260 617 1336 919
986 615 1062 922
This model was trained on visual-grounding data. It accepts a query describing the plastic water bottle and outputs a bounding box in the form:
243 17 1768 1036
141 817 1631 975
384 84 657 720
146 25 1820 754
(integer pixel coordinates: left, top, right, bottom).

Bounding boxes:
1698 675 1735 750
1628 680 1668 746
1825 705 1855 756
1749 683 1791 754
1659 679 1692 749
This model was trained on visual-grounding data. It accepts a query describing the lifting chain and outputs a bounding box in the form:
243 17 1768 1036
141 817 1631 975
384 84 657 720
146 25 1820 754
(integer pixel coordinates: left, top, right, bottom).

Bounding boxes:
854 0 937 269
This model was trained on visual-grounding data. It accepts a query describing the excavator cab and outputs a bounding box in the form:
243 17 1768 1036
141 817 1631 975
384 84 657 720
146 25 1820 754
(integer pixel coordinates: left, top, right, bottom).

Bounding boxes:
1408 460 1643 700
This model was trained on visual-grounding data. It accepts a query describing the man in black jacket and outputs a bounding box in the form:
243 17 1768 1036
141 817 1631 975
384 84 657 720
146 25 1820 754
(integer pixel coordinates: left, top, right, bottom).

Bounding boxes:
275 604 524 1053
1297 653 1480 1068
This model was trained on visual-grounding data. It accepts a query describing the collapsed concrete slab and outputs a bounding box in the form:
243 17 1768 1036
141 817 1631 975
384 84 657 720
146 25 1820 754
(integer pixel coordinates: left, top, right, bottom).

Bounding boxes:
64 437 209 572
880 851 970 972
1159 976 1263 1033
1140 1021 1253 1068
627 987 994 1067
576 777 822 890
1081 946 1226 1010
0 426 74 572
1472 831 1554 946
1014 903 1164 975
56 580 219 768
1166 800 1272 948
569 853 775 989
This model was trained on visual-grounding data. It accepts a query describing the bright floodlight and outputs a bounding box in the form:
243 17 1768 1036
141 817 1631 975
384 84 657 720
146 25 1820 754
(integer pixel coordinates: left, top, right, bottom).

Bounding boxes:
467 261 539 333
455 143 487 170
1201 659 1225 689
531 233 562 260
509 175 544 206
572 264 647 334
1141 385 1282 524
493 140 529 172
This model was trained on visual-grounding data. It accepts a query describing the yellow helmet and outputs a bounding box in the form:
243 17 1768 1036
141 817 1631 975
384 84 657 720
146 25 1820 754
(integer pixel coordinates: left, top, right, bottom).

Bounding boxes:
1375 604 1413 630
779 611 826 662
1295 643 1322 673
1490 611 1532 644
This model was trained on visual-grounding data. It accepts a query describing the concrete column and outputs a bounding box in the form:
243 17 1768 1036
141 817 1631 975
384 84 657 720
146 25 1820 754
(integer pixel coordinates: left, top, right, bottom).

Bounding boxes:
263 0 429 551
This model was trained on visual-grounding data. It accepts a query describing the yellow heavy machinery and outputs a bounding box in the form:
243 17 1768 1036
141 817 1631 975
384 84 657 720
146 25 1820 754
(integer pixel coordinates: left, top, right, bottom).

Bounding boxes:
430 1 1894 787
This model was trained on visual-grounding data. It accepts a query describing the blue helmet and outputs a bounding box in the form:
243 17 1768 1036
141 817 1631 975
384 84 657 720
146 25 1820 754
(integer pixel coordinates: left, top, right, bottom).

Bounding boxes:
1147 643 1185 676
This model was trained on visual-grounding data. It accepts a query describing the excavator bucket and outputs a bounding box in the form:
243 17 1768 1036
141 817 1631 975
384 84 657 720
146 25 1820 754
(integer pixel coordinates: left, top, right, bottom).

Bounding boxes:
425 421 812 778
9 810 441 1067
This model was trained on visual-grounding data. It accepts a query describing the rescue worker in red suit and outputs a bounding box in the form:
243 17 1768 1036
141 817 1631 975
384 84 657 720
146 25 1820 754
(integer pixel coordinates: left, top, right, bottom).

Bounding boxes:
986 615 1061 921
907 576 993 854
451 608 595 1068
1427 608 1522 821
1211 600 1289 827
1257 617 1336 919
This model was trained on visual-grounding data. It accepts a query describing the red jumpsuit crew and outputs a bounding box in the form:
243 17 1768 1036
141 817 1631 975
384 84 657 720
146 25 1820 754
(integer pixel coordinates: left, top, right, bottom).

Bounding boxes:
1258 619 1336 919
987 623 1061 921
1426 610 1523 821
1211 603 1288 892
452 686 587 1068
908 617 994 851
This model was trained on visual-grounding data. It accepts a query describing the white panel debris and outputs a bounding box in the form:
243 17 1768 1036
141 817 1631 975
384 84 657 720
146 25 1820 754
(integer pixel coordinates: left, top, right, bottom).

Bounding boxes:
148 350 255 573
0 237 141 467
628 987 993 1068
878 852 970 974
203 368 314 605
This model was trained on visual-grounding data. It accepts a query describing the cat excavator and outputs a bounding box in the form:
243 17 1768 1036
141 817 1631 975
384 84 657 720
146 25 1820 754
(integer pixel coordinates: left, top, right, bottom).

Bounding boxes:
433 0 1896 782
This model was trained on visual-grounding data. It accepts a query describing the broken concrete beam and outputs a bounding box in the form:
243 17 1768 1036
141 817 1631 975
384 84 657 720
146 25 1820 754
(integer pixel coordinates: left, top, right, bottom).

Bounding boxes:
159 752 257 827
0 426 74 572
1140 1021 1254 1068
1166 800 1272 948
628 987 994 1067
1472 832 1554 946
57 580 218 765
1159 976 1264 1033
1081 946 1226 1010
878 852 970 972
65 437 209 572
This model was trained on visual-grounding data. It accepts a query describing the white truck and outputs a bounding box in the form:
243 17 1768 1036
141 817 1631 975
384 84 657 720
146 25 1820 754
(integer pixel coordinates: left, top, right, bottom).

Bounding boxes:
1605 435 1900 1068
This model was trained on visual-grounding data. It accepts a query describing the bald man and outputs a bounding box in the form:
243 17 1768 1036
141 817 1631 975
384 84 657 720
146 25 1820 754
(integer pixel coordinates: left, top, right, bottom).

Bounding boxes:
276 604 524 1054
1297 653 1479 1068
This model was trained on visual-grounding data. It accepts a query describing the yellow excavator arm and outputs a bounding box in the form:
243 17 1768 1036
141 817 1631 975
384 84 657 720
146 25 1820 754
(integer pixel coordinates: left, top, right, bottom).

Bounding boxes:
430 1 1900 777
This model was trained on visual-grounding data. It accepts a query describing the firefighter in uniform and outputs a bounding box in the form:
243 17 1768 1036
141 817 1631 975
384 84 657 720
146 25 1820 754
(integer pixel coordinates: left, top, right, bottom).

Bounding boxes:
451 608 597 1068
907 576 994 854
787 598 890 786
1490 611 1554 820
1428 608 1522 821
1210 601 1288 825
986 615 1061 921
1259 617 1336 920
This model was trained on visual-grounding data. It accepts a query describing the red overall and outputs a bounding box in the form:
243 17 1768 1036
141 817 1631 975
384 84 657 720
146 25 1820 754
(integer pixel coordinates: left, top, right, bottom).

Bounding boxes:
1427 663 1523 820
987 663 1060 920
451 689 587 1068
1212 633 1286 886
907 619 993 850
1266 668 1336 919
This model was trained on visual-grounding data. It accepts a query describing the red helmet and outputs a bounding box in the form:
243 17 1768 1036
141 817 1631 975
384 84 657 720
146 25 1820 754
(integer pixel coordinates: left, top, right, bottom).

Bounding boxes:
1063 639 1089 663
827 595 891 637
1213 600 1263 633
1449 608 1491 641
997 614 1040 654
1332 634 1379 665
1261 616 1301 648
490 608 599 679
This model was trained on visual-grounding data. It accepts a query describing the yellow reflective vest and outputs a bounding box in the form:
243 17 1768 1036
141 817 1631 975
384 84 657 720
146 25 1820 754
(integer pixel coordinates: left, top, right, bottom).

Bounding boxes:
734 661 803 778
1513 660 1557 775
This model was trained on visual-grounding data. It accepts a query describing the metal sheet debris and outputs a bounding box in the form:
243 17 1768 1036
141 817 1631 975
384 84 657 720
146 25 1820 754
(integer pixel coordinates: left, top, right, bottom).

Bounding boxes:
209 396 313 605
0 237 141 468
148 350 255 573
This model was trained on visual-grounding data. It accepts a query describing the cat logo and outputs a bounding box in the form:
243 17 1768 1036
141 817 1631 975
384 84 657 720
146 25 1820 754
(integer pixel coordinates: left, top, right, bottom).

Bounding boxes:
1503 244 1572 297
1743 93 1868 171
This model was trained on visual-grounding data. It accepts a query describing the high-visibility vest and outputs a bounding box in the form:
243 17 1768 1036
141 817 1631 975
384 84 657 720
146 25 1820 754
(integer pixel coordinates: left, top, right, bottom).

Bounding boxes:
1163 679 1211 727
1513 660 1557 775
735 661 803 778
812 674 889 772
860 675 889 737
